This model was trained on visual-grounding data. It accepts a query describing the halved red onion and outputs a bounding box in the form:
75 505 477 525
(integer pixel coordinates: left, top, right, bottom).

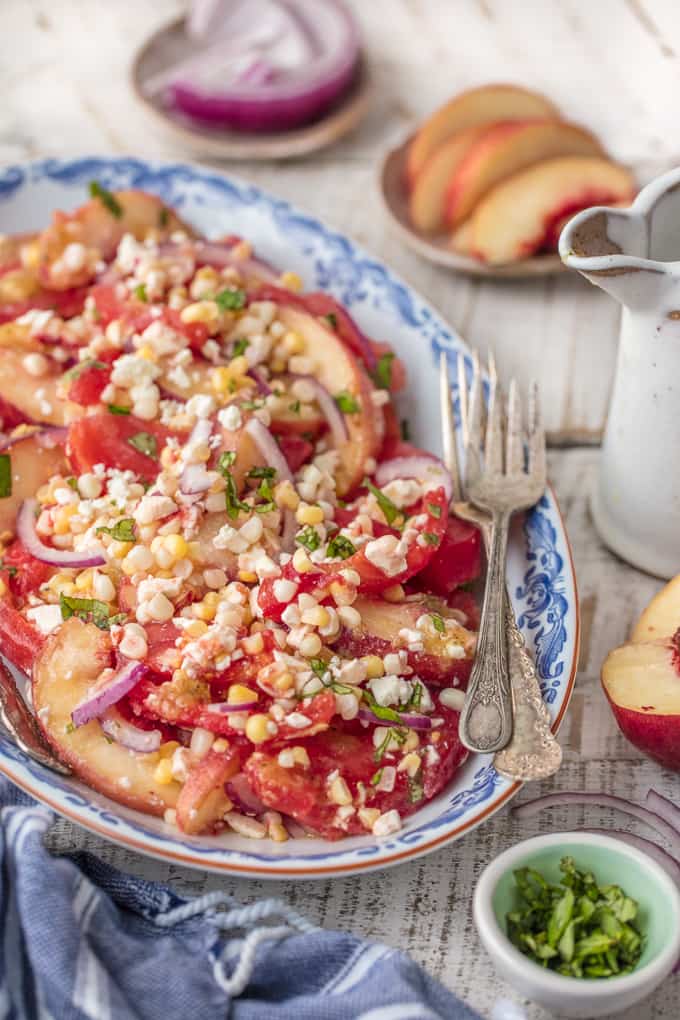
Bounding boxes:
162 0 360 133
289 374 348 447
179 462 213 494
646 789 680 835
247 367 272 395
511 791 680 846
204 700 259 714
583 829 680 886
71 661 147 728
357 707 433 731
100 707 161 754
17 500 105 568
375 455 452 503
244 417 293 482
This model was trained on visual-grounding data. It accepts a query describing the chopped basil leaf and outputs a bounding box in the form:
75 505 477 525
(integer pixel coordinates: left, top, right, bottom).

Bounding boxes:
326 534 356 560
224 472 249 519
158 207 169 228
363 479 403 527
248 466 276 480
288 400 301 414
373 351 395 390
430 613 445 634
407 682 423 711
128 432 157 459
324 312 337 329
422 532 440 546
240 398 265 411
408 769 424 803
363 690 402 724
401 418 411 441
370 768 383 786
296 525 321 552
0 561 17 578
96 518 136 542
373 726 407 763
215 288 246 311
133 283 148 302
66 476 78 490
334 391 360 414
108 612 128 627
59 593 110 630
309 658 329 679
427 501 442 519
0 455 11 498
218 451 236 472
65 721 76 735
232 337 250 357
88 180 122 218
108 404 131 415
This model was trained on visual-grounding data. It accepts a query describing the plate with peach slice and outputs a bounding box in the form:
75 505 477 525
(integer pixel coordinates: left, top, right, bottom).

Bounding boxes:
602 576 680 771
379 83 636 277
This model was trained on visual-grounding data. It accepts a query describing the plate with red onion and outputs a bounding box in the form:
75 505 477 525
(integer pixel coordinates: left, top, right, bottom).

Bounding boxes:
0 156 578 878
131 0 370 160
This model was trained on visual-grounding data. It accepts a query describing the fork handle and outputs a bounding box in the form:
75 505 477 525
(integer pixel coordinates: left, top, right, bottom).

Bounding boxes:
459 510 513 753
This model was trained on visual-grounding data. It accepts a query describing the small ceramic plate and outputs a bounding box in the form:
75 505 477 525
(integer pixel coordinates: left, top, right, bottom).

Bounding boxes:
379 137 564 279
131 17 371 161
0 157 579 878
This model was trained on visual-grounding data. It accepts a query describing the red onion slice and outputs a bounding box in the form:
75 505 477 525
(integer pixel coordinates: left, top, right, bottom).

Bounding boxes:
511 791 680 846
0 426 66 453
17 500 106 568
179 462 213 494
71 661 147 728
374 455 452 504
247 368 273 395
289 374 348 447
357 707 433 731
244 417 293 482
583 829 680 887
204 700 258 714
100 707 161 754
646 789 680 835
194 242 279 283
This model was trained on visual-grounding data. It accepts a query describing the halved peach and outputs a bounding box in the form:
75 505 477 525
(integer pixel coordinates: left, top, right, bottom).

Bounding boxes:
467 156 636 265
406 84 557 185
601 638 680 770
445 120 603 227
632 575 680 643
0 428 68 536
335 594 476 685
276 306 383 496
451 219 473 255
0 347 81 426
176 747 241 834
408 126 488 233
33 618 179 814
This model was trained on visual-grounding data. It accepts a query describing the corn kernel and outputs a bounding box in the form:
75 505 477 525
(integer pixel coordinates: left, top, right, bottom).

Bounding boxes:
136 344 157 361
184 619 208 638
272 671 294 694
398 752 422 777
180 300 220 326
358 807 381 830
211 366 232 394
21 240 41 271
238 570 257 583
280 271 303 292
362 655 385 679
74 568 93 593
0 578 6 598
153 759 175 785
163 533 188 561
296 503 324 526
281 330 304 355
274 480 300 511
212 737 229 753
193 600 216 622
292 547 313 573
228 355 249 377
227 684 258 705
300 606 330 628
403 731 420 752
269 357 286 374
204 592 219 608
110 540 133 559
242 632 264 655
53 505 78 534
159 741 180 759
186 541 201 561
328 776 352 806
382 584 405 603
291 746 310 768
245 713 272 744
300 633 322 657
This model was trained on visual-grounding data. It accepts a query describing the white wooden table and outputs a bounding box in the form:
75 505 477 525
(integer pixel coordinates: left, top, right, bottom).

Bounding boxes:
3 2 679 1017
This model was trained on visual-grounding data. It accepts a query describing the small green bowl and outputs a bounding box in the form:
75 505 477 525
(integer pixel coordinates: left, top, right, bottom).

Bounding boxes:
473 832 680 1018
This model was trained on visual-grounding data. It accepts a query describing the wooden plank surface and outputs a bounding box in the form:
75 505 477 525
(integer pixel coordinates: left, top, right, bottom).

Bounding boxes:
3 2 679 1017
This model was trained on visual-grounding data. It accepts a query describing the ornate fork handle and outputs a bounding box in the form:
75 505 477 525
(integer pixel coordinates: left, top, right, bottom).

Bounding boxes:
459 510 513 752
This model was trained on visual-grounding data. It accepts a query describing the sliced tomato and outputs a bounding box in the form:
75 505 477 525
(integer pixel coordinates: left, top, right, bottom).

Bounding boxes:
0 394 29 430
0 598 44 674
274 690 336 741
1 540 53 601
67 362 111 406
67 413 172 483
176 746 242 835
144 621 181 675
418 515 482 594
277 434 314 473
258 562 346 624
0 284 89 326
370 340 407 393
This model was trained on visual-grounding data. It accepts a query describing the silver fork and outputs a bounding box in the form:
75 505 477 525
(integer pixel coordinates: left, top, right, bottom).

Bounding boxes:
440 352 560 770
0 659 70 775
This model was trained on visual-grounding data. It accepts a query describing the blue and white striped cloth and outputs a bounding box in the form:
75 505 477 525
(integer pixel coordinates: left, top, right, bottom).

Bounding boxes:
0 779 481 1020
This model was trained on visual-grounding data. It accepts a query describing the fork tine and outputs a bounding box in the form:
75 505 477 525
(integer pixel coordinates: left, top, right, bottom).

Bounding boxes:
457 353 469 447
484 354 504 475
439 350 462 502
465 350 484 487
505 378 524 474
528 381 546 483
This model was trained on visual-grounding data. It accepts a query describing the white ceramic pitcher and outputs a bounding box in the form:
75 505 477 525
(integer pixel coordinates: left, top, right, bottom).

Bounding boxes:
559 167 680 578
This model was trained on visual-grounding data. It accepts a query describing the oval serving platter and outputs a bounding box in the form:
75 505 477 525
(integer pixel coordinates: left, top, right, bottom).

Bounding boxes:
0 158 578 878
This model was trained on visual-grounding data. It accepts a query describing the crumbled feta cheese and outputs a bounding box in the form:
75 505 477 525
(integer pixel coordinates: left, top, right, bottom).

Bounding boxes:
26 604 63 635
372 809 402 836
217 405 242 431
368 674 413 707
364 534 408 577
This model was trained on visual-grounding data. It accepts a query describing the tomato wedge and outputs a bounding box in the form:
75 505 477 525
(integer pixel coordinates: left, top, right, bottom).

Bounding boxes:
67 413 173 482
0 598 44 674
418 516 482 594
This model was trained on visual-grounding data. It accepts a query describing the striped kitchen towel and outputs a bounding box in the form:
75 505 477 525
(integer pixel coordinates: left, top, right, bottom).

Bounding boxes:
0 779 481 1020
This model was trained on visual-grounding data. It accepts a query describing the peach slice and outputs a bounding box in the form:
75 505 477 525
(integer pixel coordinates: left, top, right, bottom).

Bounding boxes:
33 618 179 815
276 306 383 496
176 747 241 835
409 126 488 233
467 156 636 265
632 575 680 643
601 637 680 770
445 120 603 228
0 428 68 536
451 219 473 255
406 84 557 185
0 346 81 426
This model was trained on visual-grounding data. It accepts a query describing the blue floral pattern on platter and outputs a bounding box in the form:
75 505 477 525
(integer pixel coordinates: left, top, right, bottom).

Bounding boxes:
0 159 577 876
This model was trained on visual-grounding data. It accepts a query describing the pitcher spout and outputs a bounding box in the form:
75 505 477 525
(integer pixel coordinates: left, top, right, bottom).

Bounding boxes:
559 205 671 311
